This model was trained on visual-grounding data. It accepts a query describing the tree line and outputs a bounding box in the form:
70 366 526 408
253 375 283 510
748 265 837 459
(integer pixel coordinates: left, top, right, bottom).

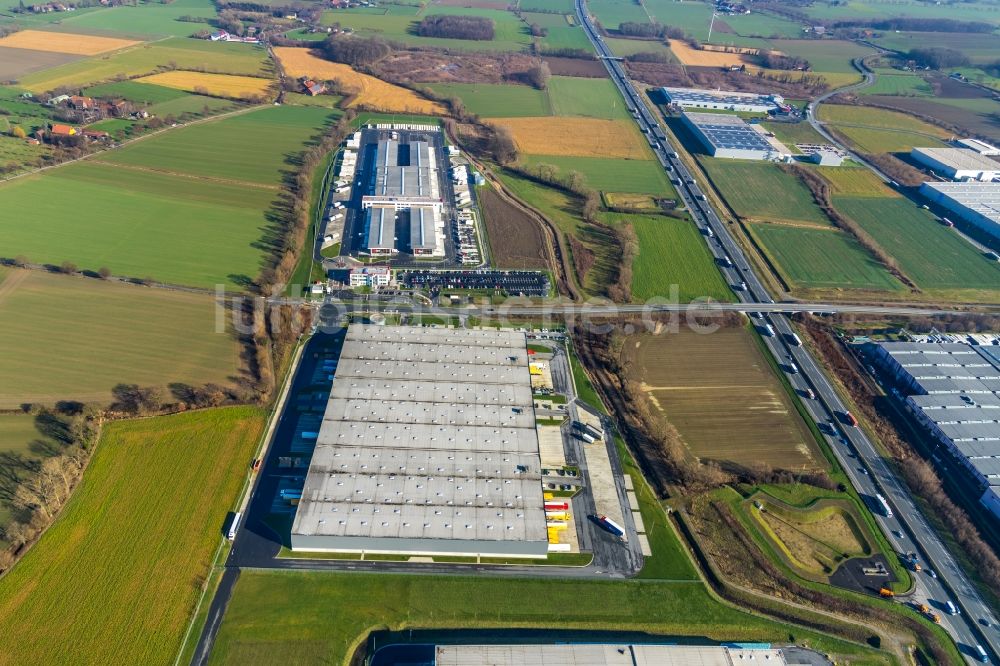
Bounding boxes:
417 15 495 41
322 34 393 67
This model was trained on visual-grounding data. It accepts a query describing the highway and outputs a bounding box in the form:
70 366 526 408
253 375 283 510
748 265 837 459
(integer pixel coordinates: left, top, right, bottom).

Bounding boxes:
573 0 999 661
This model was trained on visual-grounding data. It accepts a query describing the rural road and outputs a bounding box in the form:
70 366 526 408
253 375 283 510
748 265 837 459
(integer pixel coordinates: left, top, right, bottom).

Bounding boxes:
575 1 1000 661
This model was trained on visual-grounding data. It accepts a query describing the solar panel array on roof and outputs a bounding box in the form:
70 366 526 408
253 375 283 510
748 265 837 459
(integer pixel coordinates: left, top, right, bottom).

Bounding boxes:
681 112 777 160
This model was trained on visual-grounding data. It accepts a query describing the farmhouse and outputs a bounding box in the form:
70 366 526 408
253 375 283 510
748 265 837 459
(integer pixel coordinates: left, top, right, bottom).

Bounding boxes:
301 77 326 96
911 147 999 182
290 325 548 558
662 87 785 113
682 112 787 160
872 341 1000 523
919 181 1000 242
49 123 77 136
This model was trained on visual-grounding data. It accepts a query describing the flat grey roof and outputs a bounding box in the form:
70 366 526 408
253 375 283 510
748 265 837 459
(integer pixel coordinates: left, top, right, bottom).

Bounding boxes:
365 206 394 250
912 147 1000 172
292 325 546 547
663 86 781 107
920 182 1000 224
683 112 774 153
410 206 437 251
435 644 788 666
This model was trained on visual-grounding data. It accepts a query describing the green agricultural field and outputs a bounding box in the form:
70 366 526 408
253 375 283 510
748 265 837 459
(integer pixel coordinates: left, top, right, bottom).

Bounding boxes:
817 167 894 197
84 80 189 105
871 31 1000 64
18 37 271 92
281 92 345 108
699 159 830 225
548 75 631 119
819 104 949 152
521 154 674 195
833 196 1000 292
207 570 878 665
799 0 1000 26
321 5 533 51
0 133 52 174
831 126 947 153
521 0 575 11
0 268 241 408
32 0 217 38
644 0 710 38
589 0 650 29
0 163 274 288
603 36 674 60
524 11 592 51
147 93 236 117
860 72 932 97
84 118 133 136
611 213 732 302
767 39 874 74
749 223 903 291
95 105 336 186
714 10 803 39
0 407 265 665
428 82 552 117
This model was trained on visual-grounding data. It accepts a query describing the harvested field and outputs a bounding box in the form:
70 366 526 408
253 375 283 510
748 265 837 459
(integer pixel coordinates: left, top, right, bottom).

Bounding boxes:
479 187 549 270
670 40 751 68
135 71 273 99
492 117 649 158
623 327 823 471
817 167 896 198
541 56 607 78
0 47 79 81
273 47 444 114
0 30 139 56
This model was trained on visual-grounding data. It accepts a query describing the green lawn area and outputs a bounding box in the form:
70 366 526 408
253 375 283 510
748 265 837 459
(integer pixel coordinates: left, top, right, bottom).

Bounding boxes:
207 570 883 665
833 196 1000 292
604 212 733 302
547 75 631 120
428 82 552 118
0 407 265 665
34 0 217 37
84 79 189 105
521 154 674 195
699 159 830 225
749 223 903 292
18 37 272 92
95 105 336 186
0 268 241 408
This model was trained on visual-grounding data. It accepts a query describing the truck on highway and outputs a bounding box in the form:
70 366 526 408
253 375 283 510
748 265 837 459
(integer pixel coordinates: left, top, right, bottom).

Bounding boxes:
787 361 799 374
786 332 803 346
843 411 859 427
875 493 893 518
975 645 988 663
596 515 627 542
763 324 776 337
946 600 959 615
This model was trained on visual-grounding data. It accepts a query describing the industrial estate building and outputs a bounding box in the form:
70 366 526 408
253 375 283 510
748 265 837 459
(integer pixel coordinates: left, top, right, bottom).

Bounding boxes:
919 181 1000 242
290 325 548 557
361 136 446 257
911 147 999 182
682 112 787 160
956 138 1000 157
662 86 785 113
873 341 1000 521
435 644 790 666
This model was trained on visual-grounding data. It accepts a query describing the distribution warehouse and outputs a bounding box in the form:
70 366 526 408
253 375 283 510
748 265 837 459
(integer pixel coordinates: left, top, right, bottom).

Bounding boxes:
919 181 1000 242
682 112 787 160
435 644 790 666
911 147 1000 181
290 325 548 557
661 86 785 112
873 341 1000 522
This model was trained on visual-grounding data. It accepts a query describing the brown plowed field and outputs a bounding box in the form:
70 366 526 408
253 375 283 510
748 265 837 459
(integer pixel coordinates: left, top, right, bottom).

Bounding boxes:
542 56 608 78
480 187 549 269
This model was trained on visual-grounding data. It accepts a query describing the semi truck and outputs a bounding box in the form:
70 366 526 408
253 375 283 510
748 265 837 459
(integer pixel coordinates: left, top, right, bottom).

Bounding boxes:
597 515 627 542
227 511 241 541
844 411 859 427
946 600 959 615
763 324 776 337
875 493 893 518
786 332 803 346
975 645 988 663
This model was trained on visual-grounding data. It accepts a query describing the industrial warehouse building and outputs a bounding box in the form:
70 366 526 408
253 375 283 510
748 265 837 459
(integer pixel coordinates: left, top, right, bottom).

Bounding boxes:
919 181 1000 242
662 86 785 113
290 325 548 557
682 112 787 160
872 341 1000 521
361 136 445 257
435 644 790 666
955 138 1000 157
911 147 999 181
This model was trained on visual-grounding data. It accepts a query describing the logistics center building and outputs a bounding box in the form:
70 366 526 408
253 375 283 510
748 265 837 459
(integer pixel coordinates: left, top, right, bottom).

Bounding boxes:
911 147 999 182
682 112 786 160
873 341 1000 522
290 325 548 558
919 181 1000 242
662 86 785 113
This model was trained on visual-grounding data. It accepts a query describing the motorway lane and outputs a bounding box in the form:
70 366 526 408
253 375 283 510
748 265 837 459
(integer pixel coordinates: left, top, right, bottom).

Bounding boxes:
573 0 999 660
